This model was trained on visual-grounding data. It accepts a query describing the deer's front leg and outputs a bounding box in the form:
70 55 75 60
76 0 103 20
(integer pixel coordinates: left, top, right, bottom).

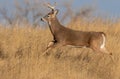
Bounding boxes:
46 41 55 49
42 40 57 56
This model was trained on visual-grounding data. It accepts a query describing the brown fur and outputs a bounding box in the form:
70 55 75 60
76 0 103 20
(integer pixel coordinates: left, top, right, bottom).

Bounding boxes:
41 8 112 55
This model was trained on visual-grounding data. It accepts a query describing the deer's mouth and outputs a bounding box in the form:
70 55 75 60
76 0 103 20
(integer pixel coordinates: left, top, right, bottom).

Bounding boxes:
41 17 48 23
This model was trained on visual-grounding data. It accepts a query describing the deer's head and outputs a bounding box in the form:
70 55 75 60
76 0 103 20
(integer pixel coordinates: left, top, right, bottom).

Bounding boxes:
41 3 59 23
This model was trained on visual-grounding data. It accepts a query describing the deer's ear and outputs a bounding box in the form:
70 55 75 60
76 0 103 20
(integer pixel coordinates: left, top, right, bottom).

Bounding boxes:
54 9 59 16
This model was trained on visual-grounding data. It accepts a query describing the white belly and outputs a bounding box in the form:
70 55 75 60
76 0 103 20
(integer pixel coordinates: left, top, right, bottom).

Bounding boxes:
67 45 87 48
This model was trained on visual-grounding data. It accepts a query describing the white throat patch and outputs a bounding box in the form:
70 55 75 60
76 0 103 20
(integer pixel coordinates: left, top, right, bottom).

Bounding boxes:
48 21 51 25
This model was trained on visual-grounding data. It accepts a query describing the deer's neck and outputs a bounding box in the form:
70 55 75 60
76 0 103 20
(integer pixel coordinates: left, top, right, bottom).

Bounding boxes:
48 17 63 35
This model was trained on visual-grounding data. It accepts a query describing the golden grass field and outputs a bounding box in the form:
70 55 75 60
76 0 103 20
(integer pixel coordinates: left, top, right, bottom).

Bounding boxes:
0 19 120 79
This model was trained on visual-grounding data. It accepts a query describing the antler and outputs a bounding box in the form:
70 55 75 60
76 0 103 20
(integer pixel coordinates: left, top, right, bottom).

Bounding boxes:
44 3 56 10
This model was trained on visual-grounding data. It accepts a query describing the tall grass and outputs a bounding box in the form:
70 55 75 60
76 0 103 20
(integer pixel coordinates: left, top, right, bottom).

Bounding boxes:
0 18 120 79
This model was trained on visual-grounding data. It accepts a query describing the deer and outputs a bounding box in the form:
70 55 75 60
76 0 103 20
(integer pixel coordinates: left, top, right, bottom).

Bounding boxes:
41 3 113 58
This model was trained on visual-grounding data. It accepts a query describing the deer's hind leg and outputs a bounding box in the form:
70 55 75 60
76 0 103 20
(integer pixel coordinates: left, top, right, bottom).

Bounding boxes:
90 41 112 55
90 40 114 62
100 47 112 55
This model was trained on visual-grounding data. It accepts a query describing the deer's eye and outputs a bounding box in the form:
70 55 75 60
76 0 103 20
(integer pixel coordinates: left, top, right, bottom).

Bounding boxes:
47 15 50 17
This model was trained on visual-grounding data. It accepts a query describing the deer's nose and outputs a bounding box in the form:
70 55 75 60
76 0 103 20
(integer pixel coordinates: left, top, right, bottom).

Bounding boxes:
41 18 44 21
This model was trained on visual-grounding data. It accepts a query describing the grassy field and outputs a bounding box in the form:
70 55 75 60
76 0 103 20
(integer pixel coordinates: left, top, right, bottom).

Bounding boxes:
0 19 120 79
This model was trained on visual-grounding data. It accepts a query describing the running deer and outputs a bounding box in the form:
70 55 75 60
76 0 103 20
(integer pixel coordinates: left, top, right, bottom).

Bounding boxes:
41 3 112 56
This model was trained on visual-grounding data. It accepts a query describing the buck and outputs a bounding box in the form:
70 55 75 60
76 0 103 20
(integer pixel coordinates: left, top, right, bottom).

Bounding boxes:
41 3 112 56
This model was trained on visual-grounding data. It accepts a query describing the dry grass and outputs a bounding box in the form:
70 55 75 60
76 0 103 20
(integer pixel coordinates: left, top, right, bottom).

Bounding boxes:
0 19 120 79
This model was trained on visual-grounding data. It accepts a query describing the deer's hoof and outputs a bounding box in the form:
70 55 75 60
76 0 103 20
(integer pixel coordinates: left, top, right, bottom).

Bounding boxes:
44 52 50 56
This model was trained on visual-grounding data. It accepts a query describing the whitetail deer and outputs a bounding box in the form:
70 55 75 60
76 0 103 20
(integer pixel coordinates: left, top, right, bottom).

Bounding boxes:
41 3 112 56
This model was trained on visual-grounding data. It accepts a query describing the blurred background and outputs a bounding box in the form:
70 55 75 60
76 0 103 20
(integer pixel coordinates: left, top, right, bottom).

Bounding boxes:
0 0 120 26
